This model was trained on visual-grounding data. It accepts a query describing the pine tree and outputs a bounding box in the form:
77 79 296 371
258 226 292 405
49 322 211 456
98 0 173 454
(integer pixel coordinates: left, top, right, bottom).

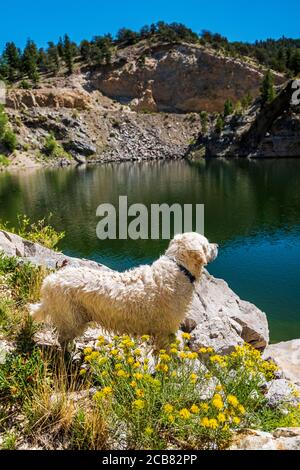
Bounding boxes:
200 111 208 134
80 40 92 63
63 35 74 74
57 37 64 58
260 70 276 106
3 42 21 82
241 93 253 110
292 49 300 75
46 42 60 74
215 115 224 134
224 99 234 117
22 40 39 83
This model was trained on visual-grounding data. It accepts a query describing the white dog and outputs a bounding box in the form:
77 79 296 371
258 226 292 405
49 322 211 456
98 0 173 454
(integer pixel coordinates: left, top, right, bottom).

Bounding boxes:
30 233 218 349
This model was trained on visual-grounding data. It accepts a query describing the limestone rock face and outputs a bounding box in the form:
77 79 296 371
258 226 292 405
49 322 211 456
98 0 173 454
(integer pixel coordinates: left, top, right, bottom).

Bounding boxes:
92 44 284 113
263 339 300 385
230 428 300 450
0 230 269 353
130 81 158 112
6 88 91 110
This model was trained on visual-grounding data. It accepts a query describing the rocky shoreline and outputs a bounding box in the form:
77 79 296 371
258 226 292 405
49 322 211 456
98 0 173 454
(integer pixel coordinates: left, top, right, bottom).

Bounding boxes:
0 229 300 450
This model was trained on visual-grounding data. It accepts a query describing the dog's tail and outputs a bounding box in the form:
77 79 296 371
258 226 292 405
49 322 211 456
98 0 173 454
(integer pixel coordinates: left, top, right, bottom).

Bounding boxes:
29 302 47 323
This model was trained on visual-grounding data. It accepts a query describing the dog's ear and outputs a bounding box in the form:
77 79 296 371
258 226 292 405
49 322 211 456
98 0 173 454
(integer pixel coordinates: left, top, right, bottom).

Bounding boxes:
183 246 208 268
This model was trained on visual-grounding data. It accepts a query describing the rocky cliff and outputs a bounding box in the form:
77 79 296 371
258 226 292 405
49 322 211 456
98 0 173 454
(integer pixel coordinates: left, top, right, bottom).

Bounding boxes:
1 40 287 168
187 79 300 158
89 42 279 113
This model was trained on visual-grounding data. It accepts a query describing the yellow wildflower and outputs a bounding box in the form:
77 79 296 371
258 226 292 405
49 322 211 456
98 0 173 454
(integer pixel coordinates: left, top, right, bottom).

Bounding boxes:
115 363 123 370
215 385 223 392
190 404 200 414
145 427 153 435
182 332 191 340
164 404 174 414
178 351 187 359
160 353 171 362
155 363 169 373
133 399 145 410
110 349 118 356
116 369 127 377
171 371 177 377
212 394 223 410
168 415 175 423
127 357 134 365
200 403 209 412
199 347 207 354
84 347 93 355
141 335 150 341
238 405 246 415
186 352 198 360
170 348 178 354
232 416 241 425
227 395 239 407
133 361 141 369
190 373 198 384
217 412 226 423
79 368 87 376
208 419 219 429
201 417 210 427
136 389 144 397
130 380 137 388
179 408 191 419
134 372 144 380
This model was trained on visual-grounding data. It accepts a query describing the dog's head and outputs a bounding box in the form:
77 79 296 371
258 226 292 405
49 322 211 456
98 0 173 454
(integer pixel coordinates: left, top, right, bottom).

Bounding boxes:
165 232 218 277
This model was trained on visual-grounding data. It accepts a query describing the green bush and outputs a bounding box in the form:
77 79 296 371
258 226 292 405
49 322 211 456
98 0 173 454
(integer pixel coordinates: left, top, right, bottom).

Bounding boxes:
19 80 31 89
0 214 65 250
43 133 71 160
0 154 10 167
0 105 18 153
0 105 8 140
2 129 17 152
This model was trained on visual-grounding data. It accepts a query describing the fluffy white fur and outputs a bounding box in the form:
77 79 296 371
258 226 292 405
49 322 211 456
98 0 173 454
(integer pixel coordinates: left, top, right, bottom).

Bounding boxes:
30 233 218 349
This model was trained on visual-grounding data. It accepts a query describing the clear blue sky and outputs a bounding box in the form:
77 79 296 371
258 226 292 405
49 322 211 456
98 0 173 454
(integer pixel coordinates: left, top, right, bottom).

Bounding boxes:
0 0 299 51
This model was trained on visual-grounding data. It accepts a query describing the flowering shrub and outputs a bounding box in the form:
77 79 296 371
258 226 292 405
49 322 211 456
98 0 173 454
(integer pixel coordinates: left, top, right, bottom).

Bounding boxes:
80 335 299 449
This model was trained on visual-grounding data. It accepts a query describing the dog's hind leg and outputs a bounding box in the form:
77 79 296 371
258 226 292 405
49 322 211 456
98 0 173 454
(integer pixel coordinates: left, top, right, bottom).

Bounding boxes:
29 302 46 322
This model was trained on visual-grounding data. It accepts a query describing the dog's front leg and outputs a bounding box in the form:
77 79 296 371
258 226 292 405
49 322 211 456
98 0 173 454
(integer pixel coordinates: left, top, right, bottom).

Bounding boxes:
154 332 177 353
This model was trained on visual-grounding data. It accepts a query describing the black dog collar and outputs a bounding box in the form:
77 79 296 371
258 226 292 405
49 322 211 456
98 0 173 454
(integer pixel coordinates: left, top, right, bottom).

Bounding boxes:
167 257 196 284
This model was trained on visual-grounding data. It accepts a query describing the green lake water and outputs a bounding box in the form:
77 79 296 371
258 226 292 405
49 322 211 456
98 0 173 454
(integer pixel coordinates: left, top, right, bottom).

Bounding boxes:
0 159 300 342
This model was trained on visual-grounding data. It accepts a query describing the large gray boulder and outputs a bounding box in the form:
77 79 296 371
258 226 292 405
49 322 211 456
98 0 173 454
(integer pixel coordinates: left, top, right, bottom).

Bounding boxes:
263 339 300 385
0 229 269 353
186 270 269 354
230 428 300 450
